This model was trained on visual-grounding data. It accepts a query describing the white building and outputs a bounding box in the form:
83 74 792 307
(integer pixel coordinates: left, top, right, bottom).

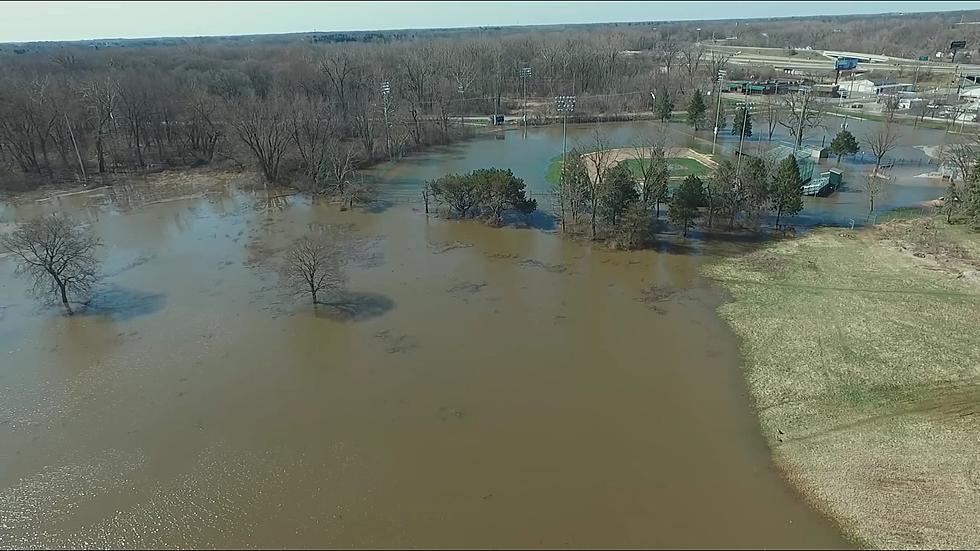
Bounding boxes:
959 86 980 100
843 78 913 96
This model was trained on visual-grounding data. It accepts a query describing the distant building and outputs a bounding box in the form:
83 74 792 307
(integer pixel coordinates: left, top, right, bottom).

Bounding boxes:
846 78 912 96
959 86 980 100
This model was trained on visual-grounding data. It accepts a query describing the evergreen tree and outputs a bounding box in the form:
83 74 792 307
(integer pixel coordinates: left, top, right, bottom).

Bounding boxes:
654 87 674 123
669 174 705 237
713 104 728 133
742 157 771 223
770 155 804 228
599 163 639 228
731 106 753 138
828 130 860 163
686 89 707 130
964 165 980 228
474 168 537 224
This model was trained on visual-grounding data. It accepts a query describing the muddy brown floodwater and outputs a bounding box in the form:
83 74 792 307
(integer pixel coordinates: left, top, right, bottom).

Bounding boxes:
0 178 849 549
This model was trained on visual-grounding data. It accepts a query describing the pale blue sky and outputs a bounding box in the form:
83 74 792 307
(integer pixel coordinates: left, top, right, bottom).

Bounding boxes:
1 1 979 43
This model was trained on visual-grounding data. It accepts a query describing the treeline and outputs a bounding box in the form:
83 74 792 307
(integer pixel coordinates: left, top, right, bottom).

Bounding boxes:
2 8 977 194
0 26 726 192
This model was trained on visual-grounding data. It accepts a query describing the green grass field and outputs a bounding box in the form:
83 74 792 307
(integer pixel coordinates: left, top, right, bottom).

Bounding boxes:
545 155 711 184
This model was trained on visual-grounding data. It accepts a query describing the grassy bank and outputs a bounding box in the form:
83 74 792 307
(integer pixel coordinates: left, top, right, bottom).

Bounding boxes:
704 217 980 549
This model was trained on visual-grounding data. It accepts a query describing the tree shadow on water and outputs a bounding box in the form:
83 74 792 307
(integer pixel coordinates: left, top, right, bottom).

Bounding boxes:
81 286 167 321
314 291 395 322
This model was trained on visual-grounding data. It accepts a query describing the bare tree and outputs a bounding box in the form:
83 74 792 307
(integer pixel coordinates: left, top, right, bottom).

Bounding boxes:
231 95 291 184
281 235 347 306
289 96 336 191
581 127 611 239
659 35 681 81
1 215 102 315
681 46 705 90
864 122 902 174
81 77 117 174
864 170 887 215
778 92 824 149
943 138 978 182
761 95 781 141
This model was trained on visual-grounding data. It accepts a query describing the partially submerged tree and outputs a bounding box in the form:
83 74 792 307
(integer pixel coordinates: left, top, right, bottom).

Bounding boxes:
864 170 887 215
429 168 536 222
770 155 804 227
428 173 483 218
474 168 536 225
669 174 704 237
582 128 612 239
231 95 292 184
686 89 707 130
599 163 639 228
282 235 347 306
631 143 670 219
741 156 772 225
864 122 902 174
778 92 823 149
654 87 674 123
731 106 753 138
554 151 592 232
1 215 102 315
828 130 860 163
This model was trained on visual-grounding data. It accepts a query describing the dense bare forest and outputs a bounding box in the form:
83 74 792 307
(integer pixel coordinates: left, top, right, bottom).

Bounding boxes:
1 8 978 193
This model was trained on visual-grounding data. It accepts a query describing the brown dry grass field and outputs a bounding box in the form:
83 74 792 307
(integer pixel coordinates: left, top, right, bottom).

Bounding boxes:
704 216 980 549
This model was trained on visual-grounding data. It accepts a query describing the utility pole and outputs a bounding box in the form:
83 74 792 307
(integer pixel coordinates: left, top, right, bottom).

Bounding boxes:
521 66 532 136
840 74 856 130
458 82 465 126
735 102 751 175
712 69 727 155
944 65 959 102
794 85 812 153
381 80 393 161
64 112 87 185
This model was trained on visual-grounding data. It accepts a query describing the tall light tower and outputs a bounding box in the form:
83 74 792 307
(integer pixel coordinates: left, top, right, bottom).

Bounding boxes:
555 95 576 188
712 69 727 155
521 66 532 133
381 80 392 161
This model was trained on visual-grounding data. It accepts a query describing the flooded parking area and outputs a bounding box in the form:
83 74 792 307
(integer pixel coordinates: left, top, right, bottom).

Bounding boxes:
0 173 849 547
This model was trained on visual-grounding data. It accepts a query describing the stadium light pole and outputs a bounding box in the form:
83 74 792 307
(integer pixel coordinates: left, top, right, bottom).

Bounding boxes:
555 95 576 189
712 69 727 155
521 66 532 135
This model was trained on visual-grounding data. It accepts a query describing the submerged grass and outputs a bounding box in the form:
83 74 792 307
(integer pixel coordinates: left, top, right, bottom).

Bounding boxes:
704 218 980 549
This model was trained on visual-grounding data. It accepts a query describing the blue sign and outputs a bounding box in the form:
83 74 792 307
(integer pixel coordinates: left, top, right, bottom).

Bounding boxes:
835 57 859 71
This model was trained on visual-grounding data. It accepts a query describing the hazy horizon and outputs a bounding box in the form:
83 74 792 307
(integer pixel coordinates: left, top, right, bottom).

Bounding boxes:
1 1 979 44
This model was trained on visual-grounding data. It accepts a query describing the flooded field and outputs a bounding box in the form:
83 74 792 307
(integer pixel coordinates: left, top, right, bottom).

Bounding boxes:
0 169 850 547
373 118 949 228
